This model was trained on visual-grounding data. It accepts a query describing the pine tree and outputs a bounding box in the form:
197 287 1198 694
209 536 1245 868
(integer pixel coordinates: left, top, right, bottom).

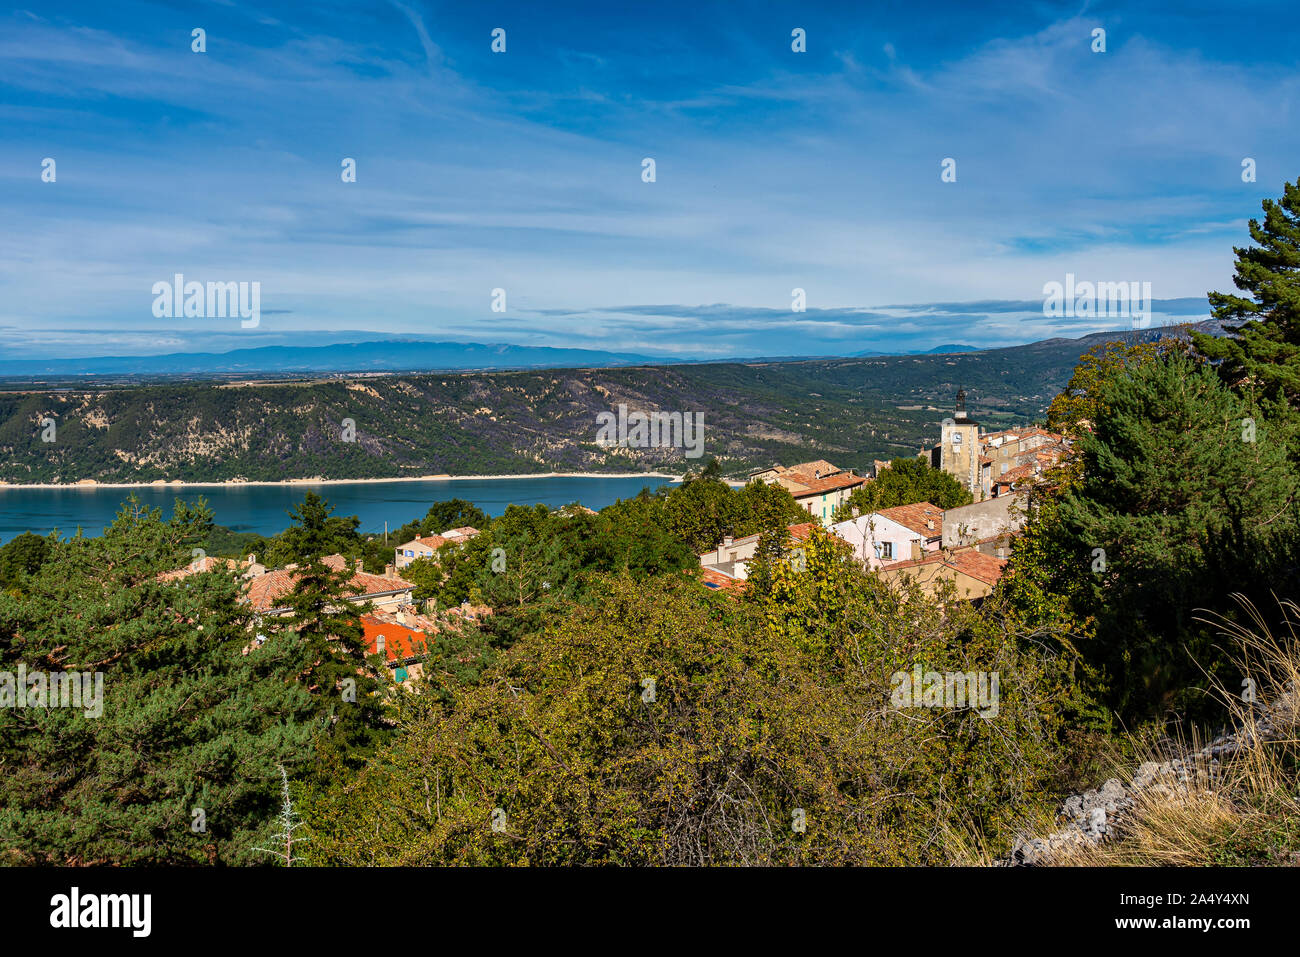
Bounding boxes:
275 553 388 780
0 499 318 864
265 492 363 566
1052 352 1300 720
1193 176 1300 410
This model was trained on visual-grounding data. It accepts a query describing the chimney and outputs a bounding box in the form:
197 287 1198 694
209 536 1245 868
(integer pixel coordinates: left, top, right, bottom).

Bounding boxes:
926 519 934 531
815 469 821 479
355 558 364 573
248 553 256 565
384 563 395 577
396 608 408 626
376 634 385 655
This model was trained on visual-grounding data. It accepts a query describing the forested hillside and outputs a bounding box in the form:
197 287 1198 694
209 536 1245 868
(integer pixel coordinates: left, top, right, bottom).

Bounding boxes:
0 322 1214 484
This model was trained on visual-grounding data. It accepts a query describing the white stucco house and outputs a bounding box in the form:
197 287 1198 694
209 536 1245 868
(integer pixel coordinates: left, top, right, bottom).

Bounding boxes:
830 502 943 569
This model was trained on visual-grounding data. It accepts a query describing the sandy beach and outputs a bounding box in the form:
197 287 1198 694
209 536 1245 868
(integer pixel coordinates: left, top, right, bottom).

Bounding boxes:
0 471 687 491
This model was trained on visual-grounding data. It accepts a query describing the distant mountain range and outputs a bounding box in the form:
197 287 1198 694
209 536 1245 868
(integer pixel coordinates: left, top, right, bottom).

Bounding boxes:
0 338 1023 380
850 344 979 357
0 340 662 379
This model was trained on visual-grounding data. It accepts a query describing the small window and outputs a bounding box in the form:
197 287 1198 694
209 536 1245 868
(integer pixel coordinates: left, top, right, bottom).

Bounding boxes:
880 542 893 560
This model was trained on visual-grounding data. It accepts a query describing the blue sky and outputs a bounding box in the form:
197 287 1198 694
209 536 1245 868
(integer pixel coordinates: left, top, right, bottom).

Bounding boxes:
1 0 1297 361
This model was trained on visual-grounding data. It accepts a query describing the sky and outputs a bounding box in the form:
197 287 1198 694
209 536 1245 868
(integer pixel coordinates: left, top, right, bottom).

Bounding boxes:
1 0 1297 361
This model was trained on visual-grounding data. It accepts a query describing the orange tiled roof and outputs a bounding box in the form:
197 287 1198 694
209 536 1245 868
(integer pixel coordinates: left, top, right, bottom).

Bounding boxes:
884 549 1008 587
697 567 747 593
995 463 1039 485
248 555 414 612
876 502 944 538
362 614 431 664
698 521 820 559
786 522 818 542
784 470 865 496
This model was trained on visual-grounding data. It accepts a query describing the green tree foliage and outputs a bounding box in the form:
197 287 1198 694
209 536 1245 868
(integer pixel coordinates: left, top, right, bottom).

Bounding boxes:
605 474 808 555
1045 338 1174 438
263 492 363 566
418 499 489 535
0 499 318 864
302 557 1085 865
1194 175 1300 410
833 456 972 522
273 554 389 780
0 531 53 593
407 503 695 647
1013 352 1300 722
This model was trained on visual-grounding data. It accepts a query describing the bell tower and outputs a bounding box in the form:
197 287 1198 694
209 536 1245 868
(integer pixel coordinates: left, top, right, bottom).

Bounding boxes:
939 388 981 496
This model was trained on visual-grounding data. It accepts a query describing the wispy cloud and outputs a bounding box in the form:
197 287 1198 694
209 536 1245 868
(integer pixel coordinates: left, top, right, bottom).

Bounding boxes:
0 1 1291 361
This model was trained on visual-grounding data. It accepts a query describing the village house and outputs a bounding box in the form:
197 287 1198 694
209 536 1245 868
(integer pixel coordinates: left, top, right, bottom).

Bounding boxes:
748 460 866 525
830 502 943 569
698 521 819 584
942 494 1026 550
245 554 416 616
394 525 481 570
877 549 1008 601
363 601 491 686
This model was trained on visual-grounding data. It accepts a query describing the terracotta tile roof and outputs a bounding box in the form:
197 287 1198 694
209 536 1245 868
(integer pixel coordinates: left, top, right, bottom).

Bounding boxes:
441 526 481 539
248 555 414 612
362 615 431 664
784 470 866 496
995 463 1039 485
157 556 243 581
786 522 818 542
698 521 820 559
981 427 1063 445
696 567 747 593
787 459 840 476
876 502 944 538
883 549 1008 587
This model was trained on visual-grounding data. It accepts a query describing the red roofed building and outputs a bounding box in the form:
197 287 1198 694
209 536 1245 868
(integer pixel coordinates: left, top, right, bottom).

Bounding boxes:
362 601 493 685
697 521 818 584
246 554 415 615
394 526 482 569
830 502 942 569
877 548 1008 601
748 460 865 525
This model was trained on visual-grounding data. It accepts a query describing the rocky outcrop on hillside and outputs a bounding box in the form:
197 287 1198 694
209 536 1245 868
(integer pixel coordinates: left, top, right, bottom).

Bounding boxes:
1007 684 1299 865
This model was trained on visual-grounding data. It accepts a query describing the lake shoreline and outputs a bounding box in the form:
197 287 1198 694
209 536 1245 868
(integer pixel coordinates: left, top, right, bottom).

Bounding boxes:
0 471 686 491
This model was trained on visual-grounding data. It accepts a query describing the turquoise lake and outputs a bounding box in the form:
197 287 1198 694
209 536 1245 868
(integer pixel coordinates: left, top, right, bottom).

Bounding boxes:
0 475 675 544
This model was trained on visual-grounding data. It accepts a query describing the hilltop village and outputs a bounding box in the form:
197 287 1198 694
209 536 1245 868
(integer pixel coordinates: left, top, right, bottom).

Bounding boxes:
155 390 1069 686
